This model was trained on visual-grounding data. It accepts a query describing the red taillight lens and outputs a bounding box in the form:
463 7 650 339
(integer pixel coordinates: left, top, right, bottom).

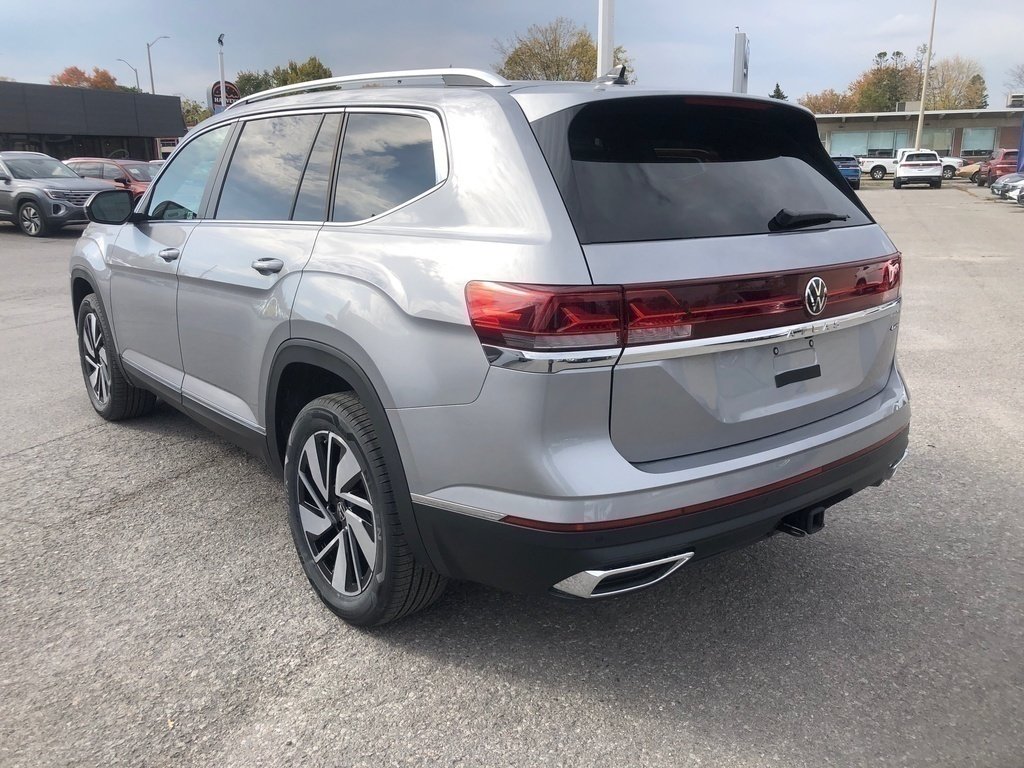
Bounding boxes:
465 282 624 351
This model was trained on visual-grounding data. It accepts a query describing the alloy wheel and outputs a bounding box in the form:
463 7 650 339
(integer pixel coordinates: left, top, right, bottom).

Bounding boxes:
296 430 377 596
81 311 111 405
19 205 42 236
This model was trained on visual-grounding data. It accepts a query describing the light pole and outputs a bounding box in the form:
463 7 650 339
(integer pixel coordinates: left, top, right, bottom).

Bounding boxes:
217 34 227 114
116 58 140 91
146 35 170 94
597 0 615 77
914 0 938 149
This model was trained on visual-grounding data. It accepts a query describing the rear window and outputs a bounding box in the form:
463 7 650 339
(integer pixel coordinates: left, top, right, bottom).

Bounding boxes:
530 96 871 244
905 153 939 162
831 156 858 163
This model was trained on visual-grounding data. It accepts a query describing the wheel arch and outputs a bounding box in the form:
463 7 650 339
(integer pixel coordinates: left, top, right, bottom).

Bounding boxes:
70 267 97 319
265 340 435 570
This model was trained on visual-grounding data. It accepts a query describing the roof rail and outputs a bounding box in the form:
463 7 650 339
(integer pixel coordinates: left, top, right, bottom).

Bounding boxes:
229 68 509 109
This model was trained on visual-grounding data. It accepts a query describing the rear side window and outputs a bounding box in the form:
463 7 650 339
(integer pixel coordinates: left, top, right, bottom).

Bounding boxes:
332 113 437 222
74 162 103 179
530 96 872 244
216 114 322 221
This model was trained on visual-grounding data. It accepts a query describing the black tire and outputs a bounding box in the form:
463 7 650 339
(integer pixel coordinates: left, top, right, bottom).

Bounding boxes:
76 293 157 420
284 393 446 626
970 171 979 184
976 175 986 187
893 178 902 189
17 200 49 237
851 181 860 191
932 180 942 189
870 166 886 180
942 166 955 180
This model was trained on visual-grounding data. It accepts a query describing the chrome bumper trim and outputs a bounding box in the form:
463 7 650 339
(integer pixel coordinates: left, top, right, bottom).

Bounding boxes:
481 344 621 373
410 493 506 522
552 552 695 599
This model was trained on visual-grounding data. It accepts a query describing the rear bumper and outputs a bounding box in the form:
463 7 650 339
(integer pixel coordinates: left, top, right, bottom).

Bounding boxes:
413 426 909 594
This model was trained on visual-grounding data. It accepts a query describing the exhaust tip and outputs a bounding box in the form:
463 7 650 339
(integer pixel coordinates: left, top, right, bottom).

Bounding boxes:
552 551 694 599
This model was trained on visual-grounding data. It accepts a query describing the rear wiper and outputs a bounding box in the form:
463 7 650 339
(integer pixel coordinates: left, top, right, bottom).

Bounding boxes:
768 208 850 232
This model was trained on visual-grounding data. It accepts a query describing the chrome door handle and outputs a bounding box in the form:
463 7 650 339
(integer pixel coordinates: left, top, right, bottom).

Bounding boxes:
158 248 180 262
251 258 284 275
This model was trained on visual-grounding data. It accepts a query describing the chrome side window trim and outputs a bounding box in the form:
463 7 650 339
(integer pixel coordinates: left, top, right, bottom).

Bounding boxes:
617 298 902 366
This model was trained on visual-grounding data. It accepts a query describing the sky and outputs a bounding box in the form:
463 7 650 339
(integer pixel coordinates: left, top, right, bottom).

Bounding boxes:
1 0 1021 106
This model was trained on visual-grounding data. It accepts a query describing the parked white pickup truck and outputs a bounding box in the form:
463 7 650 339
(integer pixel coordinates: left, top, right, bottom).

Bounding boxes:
860 150 964 180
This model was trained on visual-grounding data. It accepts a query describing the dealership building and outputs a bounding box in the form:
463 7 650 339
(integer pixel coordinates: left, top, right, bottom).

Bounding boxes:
816 106 1024 161
0 81 186 161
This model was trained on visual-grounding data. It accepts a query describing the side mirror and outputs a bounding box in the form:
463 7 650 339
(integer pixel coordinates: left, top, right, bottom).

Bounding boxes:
86 189 136 225
0 173 10 183
114 176 131 186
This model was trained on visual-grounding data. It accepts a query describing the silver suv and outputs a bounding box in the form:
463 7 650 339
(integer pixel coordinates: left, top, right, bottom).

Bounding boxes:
70 69 911 625
0 152 112 237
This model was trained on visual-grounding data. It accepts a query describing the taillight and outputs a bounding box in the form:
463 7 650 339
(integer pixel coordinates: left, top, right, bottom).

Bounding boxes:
466 255 901 352
465 282 623 351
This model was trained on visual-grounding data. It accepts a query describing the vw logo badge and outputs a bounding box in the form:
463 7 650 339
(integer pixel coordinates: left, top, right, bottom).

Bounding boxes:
805 276 828 316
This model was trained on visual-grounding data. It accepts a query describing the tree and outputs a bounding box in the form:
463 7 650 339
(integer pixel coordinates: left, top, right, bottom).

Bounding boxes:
235 56 333 97
50 66 120 90
848 50 923 112
769 83 787 100
181 98 212 127
799 88 856 114
0 76 14 82
494 17 634 82
1006 63 1024 92
926 56 987 109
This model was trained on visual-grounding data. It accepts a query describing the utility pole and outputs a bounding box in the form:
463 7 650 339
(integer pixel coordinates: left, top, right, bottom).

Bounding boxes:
117 58 140 91
217 34 227 114
914 0 938 149
146 35 170 94
597 0 614 77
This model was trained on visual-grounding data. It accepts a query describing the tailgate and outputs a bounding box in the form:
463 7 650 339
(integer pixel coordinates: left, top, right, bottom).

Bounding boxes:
585 230 901 462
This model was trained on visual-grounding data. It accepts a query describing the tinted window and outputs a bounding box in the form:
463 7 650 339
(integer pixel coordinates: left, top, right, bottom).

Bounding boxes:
333 113 436 222
216 115 321 221
905 153 938 162
5 157 78 179
147 125 231 221
531 97 871 244
293 114 341 221
73 162 103 178
102 163 124 180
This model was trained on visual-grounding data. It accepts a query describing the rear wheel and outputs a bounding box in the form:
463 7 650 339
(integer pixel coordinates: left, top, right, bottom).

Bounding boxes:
284 393 446 626
932 180 942 189
970 170 979 183
17 201 48 237
76 294 156 420
870 166 886 181
942 166 955 180
893 178 902 189
976 175 986 186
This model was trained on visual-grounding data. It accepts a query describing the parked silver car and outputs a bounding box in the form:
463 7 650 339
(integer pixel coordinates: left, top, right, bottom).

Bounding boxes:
69 69 911 625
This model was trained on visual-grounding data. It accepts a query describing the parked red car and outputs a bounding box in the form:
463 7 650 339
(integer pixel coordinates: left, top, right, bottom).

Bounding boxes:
975 148 1019 187
64 157 154 199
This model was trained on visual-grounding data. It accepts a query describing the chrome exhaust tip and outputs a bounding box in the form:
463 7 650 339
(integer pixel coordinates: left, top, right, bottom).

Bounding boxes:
551 552 695 599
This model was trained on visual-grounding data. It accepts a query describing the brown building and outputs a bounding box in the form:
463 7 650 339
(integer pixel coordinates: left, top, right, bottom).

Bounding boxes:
815 107 1023 162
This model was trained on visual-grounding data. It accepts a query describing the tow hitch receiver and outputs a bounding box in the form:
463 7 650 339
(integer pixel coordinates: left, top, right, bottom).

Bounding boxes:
778 506 826 538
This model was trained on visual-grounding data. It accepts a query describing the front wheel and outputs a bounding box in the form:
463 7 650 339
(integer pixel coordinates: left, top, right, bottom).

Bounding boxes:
17 201 48 237
942 166 955 180
870 166 886 181
76 294 156 420
284 393 446 626
970 171 979 184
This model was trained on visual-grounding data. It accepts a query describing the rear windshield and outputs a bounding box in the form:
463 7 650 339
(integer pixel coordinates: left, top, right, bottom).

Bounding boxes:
530 96 872 244
832 156 858 163
905 153 938 162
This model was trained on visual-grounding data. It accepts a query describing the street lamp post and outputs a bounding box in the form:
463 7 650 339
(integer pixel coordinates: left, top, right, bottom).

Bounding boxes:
116 58 140 91
146 35 170 94
914 0 938 149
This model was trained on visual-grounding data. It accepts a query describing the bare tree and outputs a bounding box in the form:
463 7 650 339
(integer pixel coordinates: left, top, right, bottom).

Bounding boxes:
926 56 987 109
1007 63 1024 92
494 17 633 82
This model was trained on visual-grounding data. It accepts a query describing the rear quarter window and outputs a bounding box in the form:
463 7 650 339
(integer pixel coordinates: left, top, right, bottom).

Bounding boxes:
530 96 872 244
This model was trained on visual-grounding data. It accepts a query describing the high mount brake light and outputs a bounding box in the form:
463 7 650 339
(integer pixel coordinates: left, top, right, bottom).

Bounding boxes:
465 255 901 353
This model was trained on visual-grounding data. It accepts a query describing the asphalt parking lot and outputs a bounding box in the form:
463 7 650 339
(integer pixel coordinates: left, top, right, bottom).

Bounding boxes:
1 180 1021 767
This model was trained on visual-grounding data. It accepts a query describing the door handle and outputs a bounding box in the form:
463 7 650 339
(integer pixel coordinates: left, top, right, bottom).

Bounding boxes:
158 248 180 262
251 258 284 275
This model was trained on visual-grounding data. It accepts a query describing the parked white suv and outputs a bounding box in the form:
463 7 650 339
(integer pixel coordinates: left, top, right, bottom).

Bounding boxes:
69 69 911 625
894 150 943 189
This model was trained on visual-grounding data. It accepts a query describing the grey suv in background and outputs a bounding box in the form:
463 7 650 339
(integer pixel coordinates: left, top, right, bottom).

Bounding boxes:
69 69 911 626
0 152 112 236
